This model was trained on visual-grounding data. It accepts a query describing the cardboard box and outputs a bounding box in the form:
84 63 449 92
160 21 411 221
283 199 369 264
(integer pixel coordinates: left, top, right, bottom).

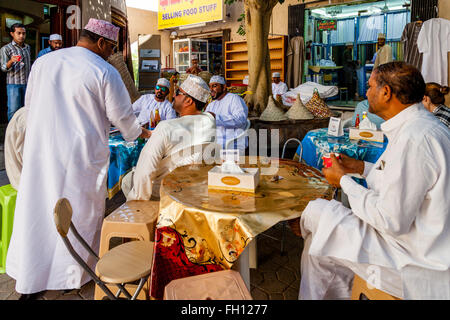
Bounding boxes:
349 127 384 143
208 166 260 193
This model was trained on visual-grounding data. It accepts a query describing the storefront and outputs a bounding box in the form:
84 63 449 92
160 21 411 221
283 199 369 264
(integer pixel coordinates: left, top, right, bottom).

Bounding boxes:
157 0 245 77
0 0 131 123
302 0 413 102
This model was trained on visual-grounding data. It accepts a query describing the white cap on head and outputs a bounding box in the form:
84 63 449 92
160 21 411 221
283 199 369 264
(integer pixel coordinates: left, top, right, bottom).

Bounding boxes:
209 75 226 85
378 33 386 39
191 55 198 61
272 72 281 78
180 74 210 103
49 34 62 41
156 78 170 88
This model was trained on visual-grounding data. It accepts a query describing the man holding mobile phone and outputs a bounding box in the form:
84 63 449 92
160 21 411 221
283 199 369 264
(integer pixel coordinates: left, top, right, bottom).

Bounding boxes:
0 23 31 121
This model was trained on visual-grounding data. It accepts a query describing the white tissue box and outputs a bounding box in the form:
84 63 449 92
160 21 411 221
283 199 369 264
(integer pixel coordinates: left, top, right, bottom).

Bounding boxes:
208 166 260 193
349 127 384 143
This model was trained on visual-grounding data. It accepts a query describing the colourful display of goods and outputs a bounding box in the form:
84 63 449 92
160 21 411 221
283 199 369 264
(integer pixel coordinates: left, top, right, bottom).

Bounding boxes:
305 89 333 118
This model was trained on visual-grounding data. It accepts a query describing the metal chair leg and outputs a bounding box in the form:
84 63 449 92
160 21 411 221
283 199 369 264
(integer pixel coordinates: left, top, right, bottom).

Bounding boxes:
114 283 133 299
131 276 149 300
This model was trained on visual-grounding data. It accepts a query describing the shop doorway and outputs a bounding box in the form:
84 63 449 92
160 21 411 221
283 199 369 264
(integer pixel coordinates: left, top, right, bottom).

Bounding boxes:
0 0 80 124
304 0 413 106
174 29 230 77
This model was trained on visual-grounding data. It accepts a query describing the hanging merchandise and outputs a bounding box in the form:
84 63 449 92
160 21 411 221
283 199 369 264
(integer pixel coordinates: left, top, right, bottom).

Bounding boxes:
401 21 424 70
417 18 450 86
305 89 333 118
286 36 305 89
259 96 288 121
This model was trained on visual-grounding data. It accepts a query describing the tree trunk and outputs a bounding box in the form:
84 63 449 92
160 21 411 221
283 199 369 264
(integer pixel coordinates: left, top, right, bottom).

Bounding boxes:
244 0 279 117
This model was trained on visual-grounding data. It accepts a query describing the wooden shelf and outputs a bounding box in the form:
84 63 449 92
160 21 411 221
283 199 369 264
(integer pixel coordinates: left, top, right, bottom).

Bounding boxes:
226 59 250 62
226 68 248 71
225 36 286 85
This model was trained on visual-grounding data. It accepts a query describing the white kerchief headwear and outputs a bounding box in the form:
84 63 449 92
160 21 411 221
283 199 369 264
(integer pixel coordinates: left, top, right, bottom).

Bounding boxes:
209 75 226 85
49 34 62 41
378 33 386 39
156 78 170 88
180 75 210 103
272 72 281 78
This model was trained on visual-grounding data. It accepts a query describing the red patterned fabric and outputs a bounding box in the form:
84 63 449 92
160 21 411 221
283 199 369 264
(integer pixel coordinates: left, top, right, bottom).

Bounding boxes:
150 226 224 300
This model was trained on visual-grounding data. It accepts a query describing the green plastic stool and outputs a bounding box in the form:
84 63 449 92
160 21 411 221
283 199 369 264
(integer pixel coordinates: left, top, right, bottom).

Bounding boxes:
0 184 17 274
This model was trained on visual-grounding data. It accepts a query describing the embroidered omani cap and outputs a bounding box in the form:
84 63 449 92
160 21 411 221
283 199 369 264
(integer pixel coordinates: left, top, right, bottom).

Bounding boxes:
156 78 170 88
209 75 226 85
49 34 62 41
84 18 120 42
179 74 210 103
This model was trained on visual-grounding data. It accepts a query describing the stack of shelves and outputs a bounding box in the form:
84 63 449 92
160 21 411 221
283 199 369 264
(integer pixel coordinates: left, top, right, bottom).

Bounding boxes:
173 38 209 73
225 36 286 85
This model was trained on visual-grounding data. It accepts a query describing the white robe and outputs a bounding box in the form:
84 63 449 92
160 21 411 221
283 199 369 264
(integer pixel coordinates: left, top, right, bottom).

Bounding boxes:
373 45 393 69
205 93 248 150
6 47 142 293
132 94 177 125
126 113 216 200
300 103 450 300
417 18 450 86
4 106 28 190
272 81 288 99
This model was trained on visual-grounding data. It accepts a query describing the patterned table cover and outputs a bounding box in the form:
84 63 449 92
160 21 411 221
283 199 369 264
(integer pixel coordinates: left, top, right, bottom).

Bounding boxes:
150 157 336 299
295 128 387 170
107 133 145 199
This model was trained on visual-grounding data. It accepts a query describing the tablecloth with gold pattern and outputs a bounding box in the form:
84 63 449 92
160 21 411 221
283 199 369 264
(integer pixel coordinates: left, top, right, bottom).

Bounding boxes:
150 157 336 299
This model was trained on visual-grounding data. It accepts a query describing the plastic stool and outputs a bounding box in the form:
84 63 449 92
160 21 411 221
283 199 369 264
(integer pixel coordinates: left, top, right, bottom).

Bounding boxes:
351 274 401 300
0 184 17 274
164 270 253 300
94 200 159 300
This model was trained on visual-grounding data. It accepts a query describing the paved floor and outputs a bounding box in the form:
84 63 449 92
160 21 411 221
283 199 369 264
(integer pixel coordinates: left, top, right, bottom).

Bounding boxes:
0 169 304 300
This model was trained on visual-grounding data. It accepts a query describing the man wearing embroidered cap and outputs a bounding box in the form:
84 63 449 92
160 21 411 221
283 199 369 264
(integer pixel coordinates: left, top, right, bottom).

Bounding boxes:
272 72 288 100
132 77 177 125
373 33 393 69
37 34 63 58
205 75 248 151
125 74 216 201
6 18 150 299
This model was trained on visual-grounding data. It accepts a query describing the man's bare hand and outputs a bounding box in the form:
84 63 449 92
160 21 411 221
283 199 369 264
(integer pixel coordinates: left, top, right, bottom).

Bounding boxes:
322 154 348 188
338 153 364 175
139 127 152 139
10 55 21 63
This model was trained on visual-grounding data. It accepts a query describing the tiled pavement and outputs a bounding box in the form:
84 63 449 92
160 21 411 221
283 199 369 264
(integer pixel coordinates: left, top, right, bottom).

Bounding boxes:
0 173 304 300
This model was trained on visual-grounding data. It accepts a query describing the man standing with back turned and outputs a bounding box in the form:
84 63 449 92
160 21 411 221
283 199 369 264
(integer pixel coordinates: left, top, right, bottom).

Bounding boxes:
6 18 150 300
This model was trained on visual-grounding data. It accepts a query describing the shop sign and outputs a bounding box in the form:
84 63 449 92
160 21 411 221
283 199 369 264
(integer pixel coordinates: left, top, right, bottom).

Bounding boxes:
158 0 223 30
317 20 337 31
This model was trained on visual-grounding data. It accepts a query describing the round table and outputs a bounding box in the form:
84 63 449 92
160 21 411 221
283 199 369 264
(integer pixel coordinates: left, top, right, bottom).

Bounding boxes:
150 157 336 299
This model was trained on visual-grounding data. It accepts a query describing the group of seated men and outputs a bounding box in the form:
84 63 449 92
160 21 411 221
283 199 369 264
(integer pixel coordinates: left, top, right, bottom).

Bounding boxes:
121 74 248 201
5 61 450 300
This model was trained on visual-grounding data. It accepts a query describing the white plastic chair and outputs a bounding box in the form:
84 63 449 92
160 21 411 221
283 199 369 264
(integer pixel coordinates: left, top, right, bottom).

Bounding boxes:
224 119 251 150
